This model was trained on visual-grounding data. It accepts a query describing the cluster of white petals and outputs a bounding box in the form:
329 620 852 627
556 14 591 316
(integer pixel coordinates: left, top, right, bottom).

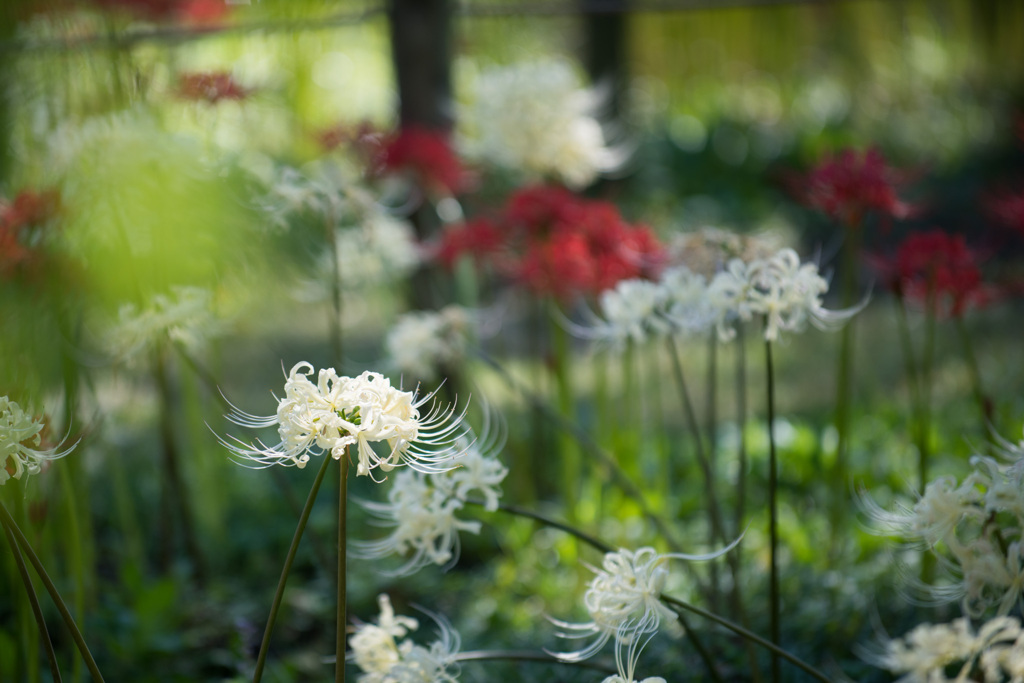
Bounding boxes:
552 546 732 676
707 247 855 342
465 60 619 189
862 432 1024 617
106 286 222 362
220 362 468 480
350 594 461 683
572 242 856 347
865 616 1024 683
326 211 420 292
0 397 75 485
386 306 472 382
354 433 508 575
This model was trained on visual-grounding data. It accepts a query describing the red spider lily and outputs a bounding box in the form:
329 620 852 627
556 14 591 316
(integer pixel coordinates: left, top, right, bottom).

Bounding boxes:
870 230 994 317
436 218 504 269
801 147 912 226
436 184 665 300
985 188 1024 236
177 71 249 104
0 189 60 281
373 127 468 195
91 0 228 24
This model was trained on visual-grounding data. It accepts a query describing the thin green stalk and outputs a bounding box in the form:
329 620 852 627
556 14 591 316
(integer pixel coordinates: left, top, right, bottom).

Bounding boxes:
3 516 62 683
765 338 780 683
454 650 613 673
920 288 938 585
337 455 348 683
0 501 105 682
549 299 580 530
705 333 721 614
661 595 832 683
57 465 85 683
252 453 333 683
666 338 726 544
731 326 763 683
832 218 862 534
326 211 344 369
954 315 992 435
154 345 207 583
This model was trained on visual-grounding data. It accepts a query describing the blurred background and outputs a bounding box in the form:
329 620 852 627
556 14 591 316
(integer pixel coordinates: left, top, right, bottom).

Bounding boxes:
2 0 1024 681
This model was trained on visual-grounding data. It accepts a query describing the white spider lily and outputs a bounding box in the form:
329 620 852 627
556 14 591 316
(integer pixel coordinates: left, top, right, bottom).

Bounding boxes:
219 362 468 480
349 595 461 683
551 544 737 671
353 428 508 575
0 397 77 485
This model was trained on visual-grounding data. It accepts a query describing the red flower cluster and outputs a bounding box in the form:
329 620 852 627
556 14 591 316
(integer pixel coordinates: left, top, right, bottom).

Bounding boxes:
802 147 911 226
870 230 993 317
372 127 468 195
437 185 664 300
985 189 1024 236
0 189 60 281
91 0 228 24
177 71 249 104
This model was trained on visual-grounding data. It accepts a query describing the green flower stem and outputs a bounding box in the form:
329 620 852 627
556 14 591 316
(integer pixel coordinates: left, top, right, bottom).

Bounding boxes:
337 455 348 683
467 498 722 682
57 464 86 683
667 337 726 544
549 299 581 532
473 348 711 599
3 514 62 682
0 501 104 682
919 288 938 584
765 338 780 683
454 650 614 673
468 499 612 553
661 595 832 683
154 345 207 583
326 209 344 369
252 453 333 683
732 327 763 683
954 315 992 435
832 217 862 534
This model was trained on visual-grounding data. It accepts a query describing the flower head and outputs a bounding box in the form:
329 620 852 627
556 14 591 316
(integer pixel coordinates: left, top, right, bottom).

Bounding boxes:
1 397 76 485
864 617 1022 683
466 60 621 188
552 545 733 671
870 230 995 317
353 429 507 575
386 306 472 382
350 594 461 683
801 147 911 225
0 188 61 281
106 286 223 363
177 71 250 104
373 127 468 196
220 362 468 480
707 247 860 342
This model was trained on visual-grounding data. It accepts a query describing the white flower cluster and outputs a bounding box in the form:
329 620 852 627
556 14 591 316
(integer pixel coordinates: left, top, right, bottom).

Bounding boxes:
465 60 618 189
552 546 729 679
220 362 468 480
866 616 1024 683
706 247 852 343
327 211 420 292
863 437 1024 617
575 246 853 347
0 397 75 485
386 306 472 382
354 437 508 575
350 594 461 683
106 286 223 363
